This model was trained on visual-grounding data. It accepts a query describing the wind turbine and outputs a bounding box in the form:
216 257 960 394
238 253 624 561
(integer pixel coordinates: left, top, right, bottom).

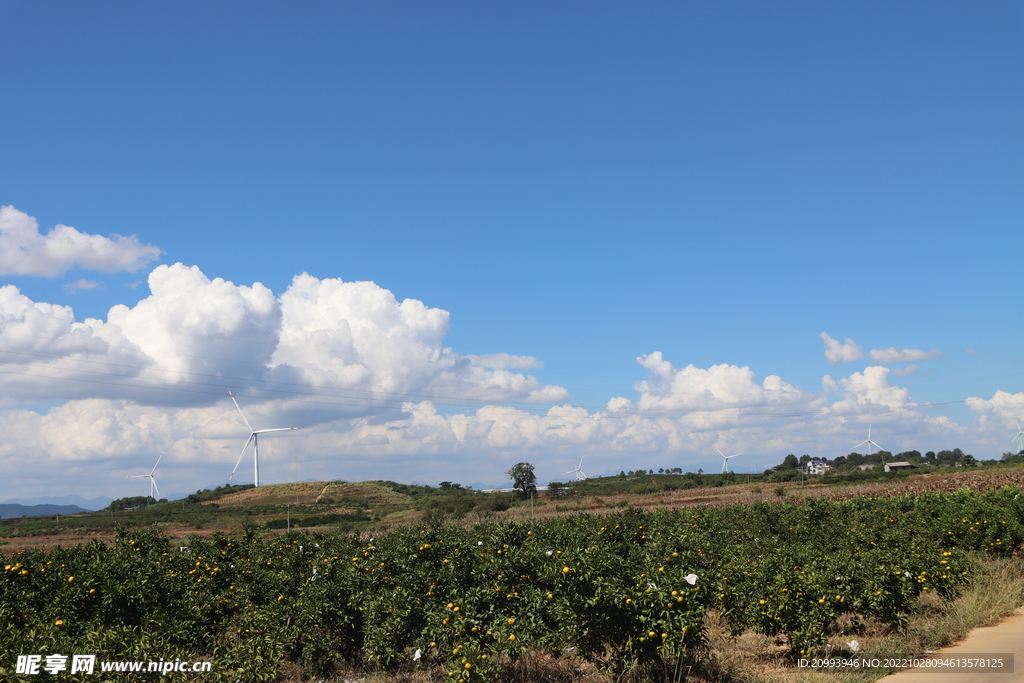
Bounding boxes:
716 447 740 473
228 391 301 487
854 424 885 463
128 452 163 499
564 455 587 481
1011 420 1024 455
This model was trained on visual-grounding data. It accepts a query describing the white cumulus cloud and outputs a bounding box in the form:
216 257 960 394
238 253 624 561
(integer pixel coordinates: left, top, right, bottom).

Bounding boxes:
632 352 814 425
0 263 997 498
0 264 568 415
963 391 1024 447
110 264 282 381
271 272 567 410
0 284 152 401
0 350 971 497
824 366 913 411
0 206 161 277
820 332 863 364
966 390 1024 422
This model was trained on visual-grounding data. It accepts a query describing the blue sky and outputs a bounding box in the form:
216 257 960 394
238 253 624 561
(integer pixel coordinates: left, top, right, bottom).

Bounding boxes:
1 1 1023 499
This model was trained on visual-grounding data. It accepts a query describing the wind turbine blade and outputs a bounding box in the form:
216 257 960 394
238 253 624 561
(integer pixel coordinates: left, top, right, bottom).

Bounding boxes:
578 455 585 469
229 391 253 433
150 451 164 475
254 427 301 434
229 434 255 482
152 478 160 500
715 447 725 458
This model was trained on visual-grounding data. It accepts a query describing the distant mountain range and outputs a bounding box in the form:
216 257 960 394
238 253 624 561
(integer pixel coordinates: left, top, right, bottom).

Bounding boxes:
0 503 89 519
1 495 113 511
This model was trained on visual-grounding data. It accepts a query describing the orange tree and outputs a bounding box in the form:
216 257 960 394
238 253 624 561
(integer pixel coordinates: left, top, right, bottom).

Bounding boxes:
2 487 1023 681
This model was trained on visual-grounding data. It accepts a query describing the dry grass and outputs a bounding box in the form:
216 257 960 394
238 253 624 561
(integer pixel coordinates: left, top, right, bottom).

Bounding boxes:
206 480 417 511
0 525 241 554
895 555 1024 652
278 650 607 683
208 481 330 506
0 531 117 554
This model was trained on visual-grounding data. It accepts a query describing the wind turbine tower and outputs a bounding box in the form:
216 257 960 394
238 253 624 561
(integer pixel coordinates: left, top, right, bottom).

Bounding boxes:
228 391 301 487
1012 420 1024 455
854 424 886 464
565 455 587 482
128 452 163 499
716 447 740 473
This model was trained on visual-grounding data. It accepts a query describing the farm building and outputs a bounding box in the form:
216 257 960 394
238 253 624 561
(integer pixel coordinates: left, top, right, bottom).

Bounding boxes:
804 459 831 475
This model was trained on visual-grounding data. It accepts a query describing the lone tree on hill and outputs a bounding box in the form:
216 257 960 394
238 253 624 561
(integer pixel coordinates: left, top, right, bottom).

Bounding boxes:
505 462 537 500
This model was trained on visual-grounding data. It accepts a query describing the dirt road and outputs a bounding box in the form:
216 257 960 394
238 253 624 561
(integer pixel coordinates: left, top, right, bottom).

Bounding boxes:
883 608 1024 682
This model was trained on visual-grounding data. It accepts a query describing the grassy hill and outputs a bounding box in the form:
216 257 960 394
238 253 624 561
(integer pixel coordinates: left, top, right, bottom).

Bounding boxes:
207 480 418 512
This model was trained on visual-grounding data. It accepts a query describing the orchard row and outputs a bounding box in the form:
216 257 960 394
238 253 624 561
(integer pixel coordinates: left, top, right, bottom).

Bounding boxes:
2 487 1022 681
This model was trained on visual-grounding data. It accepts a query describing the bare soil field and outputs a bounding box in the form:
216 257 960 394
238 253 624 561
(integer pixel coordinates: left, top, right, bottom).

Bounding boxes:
479 467 1024 526
0 525 228 554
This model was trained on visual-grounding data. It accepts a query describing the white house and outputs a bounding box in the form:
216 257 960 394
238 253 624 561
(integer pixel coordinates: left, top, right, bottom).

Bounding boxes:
805 459 832 475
